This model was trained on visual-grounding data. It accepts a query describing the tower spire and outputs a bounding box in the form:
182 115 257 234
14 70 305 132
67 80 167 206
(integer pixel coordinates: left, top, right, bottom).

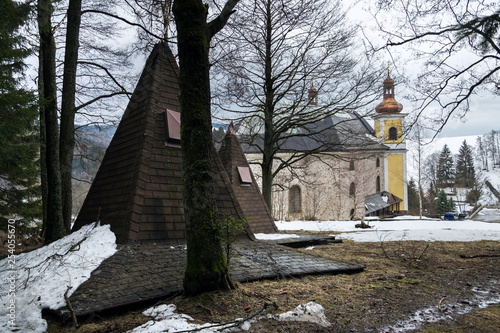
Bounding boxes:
308 79 318 106
375 67 403 113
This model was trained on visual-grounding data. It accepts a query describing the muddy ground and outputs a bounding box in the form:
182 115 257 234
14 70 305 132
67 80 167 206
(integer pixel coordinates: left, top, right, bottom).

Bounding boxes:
47 238 500 332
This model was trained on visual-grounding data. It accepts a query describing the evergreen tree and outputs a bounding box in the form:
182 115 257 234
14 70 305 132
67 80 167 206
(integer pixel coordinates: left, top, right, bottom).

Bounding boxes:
447 197 456 212
455 140 476 187
437 144 455 187
0 1 41 230
436 190 449 214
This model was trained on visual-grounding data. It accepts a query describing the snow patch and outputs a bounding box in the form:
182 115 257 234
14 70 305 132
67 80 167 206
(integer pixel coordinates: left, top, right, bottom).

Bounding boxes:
273 301 331 327
254 233 300 240
381 280 500 332
129 301 330 332
276 219 500 242
0 224 117 333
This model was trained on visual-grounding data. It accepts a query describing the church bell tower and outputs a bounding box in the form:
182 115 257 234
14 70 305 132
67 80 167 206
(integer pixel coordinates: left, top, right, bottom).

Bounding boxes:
373 70 408 211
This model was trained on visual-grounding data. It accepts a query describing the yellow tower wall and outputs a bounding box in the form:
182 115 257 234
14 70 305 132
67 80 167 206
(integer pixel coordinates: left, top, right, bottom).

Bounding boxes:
374 120 381 138
387 153 405 210
383 119 403 143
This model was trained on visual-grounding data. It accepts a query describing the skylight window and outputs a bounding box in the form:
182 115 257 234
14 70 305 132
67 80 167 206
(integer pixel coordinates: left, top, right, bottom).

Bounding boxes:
237 166 252 186
165 109 181 146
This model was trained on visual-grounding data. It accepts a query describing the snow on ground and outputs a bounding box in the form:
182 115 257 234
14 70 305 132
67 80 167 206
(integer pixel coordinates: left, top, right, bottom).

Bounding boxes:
475 207 500 222
0 224 116 333
272 216 500 242
2 215 499 333
253 233 301 240
128 301 330 333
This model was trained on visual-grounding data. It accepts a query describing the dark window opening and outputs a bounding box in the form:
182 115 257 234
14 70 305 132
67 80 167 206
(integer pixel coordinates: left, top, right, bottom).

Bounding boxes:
349 160 355 171
289 185 302 213
349 182 356 196
349 209 355 220
376 176 381 192
376 157 380 168
388 127 398 141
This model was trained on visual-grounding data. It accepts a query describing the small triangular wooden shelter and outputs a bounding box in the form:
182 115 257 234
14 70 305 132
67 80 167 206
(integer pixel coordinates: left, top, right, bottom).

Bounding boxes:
219 123 278 234
73 42 276 243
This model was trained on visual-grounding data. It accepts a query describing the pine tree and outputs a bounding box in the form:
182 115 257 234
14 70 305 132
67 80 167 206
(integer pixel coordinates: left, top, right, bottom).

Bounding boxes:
0 1 41 231
437 144 455 188
455 140 476 188
447 197 456 212
436 190 449 214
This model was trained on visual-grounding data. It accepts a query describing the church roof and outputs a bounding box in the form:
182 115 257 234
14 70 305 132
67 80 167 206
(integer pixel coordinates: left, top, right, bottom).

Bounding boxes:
239 111 388 154
72 42 268 243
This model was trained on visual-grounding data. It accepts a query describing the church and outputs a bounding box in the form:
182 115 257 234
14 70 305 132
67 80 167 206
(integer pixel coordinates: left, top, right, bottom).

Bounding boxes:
242 73 408 221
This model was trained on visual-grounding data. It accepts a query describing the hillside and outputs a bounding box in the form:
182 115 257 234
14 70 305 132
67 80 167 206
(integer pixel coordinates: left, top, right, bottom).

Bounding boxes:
406 131 500 206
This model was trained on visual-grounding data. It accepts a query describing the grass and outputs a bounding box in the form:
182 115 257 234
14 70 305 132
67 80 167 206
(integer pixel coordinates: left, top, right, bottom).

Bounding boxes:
45 239 500 332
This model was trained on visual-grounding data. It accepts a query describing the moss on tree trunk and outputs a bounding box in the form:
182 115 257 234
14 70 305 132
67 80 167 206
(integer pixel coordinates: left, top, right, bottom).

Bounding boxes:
173 0 235 296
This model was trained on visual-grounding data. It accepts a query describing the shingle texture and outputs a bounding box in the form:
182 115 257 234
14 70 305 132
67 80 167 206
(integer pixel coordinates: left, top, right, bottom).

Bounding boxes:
72 42 264 243
219 124 278 234
58 240 363 318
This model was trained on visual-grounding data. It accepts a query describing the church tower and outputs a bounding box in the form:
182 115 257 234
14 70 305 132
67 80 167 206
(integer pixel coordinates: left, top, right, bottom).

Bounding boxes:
373 71 408 211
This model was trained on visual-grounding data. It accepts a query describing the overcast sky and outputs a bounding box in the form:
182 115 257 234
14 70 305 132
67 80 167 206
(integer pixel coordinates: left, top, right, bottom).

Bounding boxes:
350 0 499 139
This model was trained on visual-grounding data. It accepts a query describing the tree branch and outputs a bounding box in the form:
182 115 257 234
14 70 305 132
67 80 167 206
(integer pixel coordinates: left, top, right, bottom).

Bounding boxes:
208 0 241 38
75 91 132 111
81 9 164 40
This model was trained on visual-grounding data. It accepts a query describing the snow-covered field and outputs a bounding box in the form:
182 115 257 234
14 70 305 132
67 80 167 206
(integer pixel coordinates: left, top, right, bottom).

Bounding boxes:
270 215 500 242
1 216 499 332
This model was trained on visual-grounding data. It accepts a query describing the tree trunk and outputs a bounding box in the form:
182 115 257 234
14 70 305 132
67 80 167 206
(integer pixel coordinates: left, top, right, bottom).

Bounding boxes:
261 0 274 211
38 46 48 235
38 0 66 243
173 0 235 296
261 147 274 211
60 0 82 232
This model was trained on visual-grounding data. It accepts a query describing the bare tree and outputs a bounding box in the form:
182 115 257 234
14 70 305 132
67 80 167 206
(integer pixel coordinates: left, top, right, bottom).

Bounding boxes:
38 0 66 243
213 0 382 210
374 0 499 135
408 120 432 218
173 0 241 296
32 0 139 239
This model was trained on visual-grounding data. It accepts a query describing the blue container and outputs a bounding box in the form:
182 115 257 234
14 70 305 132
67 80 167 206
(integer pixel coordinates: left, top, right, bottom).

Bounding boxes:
444 212 456 220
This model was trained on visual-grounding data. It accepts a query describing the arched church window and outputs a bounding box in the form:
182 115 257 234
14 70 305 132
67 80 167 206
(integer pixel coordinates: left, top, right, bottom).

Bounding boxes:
349 182 356 196
388 127 398 141
289 185 302 213
376 157 380 168
376 176 381 192
349 160 355 171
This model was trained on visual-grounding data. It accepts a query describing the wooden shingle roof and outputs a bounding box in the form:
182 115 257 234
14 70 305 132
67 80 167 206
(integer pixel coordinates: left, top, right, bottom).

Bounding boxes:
72 42 259 243
219 123 278 234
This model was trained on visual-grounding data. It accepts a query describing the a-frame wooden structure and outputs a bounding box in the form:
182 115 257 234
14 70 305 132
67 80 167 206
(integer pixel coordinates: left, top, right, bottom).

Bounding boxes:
72 42 276 243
